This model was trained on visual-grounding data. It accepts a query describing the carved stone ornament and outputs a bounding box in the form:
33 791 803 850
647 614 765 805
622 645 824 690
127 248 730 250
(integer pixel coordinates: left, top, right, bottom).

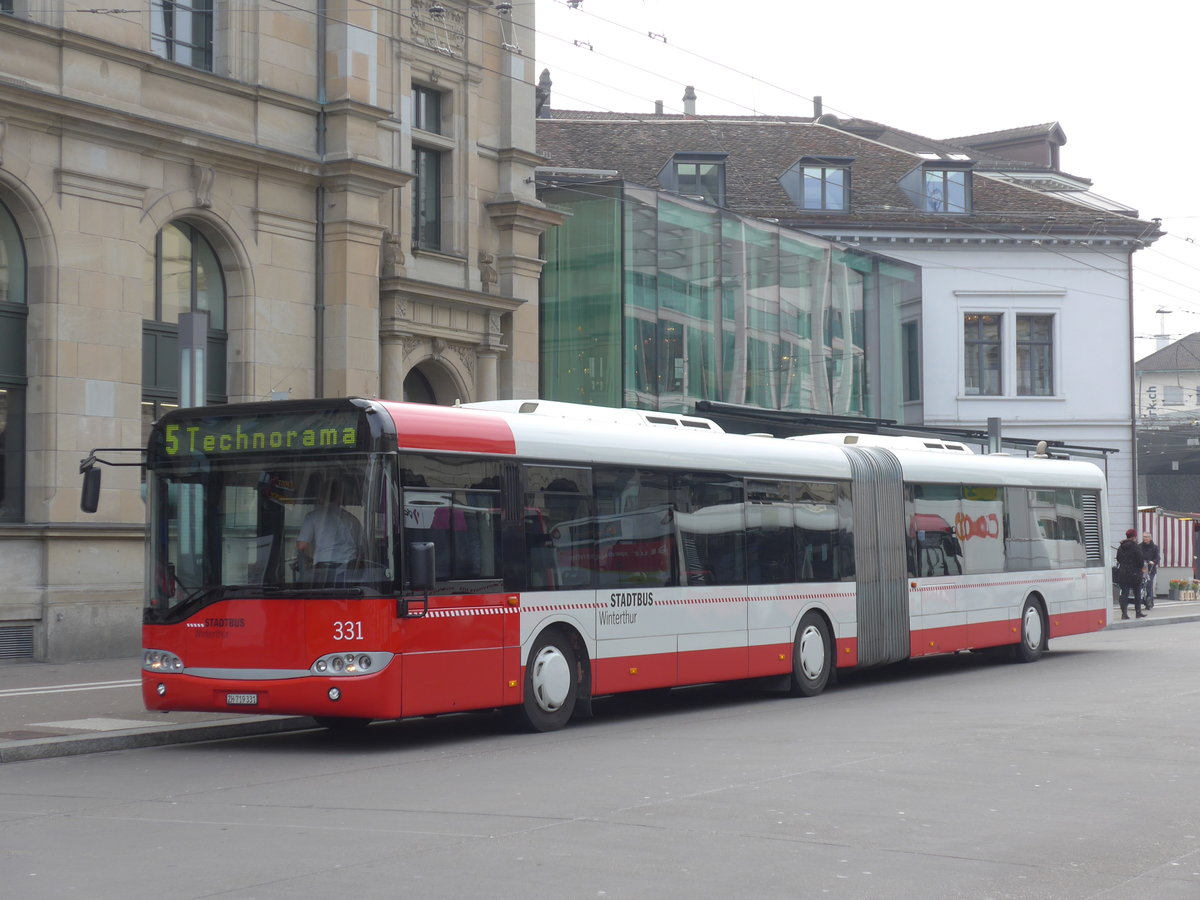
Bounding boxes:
381 229 407 278
453 343 476 378
410 1 467 58
192 164 215 209
478 251 498 294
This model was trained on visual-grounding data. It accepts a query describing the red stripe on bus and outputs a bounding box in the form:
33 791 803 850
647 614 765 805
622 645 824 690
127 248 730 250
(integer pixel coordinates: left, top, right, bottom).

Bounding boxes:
1049 607 1109 637
377 401 517 455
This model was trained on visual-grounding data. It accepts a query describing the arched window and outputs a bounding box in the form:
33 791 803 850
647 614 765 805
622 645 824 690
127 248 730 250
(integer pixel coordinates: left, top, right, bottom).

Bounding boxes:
143 222 227 438
0 199 27 521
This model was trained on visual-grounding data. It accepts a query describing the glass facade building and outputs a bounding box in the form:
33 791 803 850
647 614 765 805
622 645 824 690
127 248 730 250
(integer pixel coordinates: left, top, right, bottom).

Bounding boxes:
539 182 921 420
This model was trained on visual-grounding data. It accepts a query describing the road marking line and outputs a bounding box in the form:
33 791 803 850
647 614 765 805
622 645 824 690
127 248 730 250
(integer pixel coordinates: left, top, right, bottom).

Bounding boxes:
0 680 141 698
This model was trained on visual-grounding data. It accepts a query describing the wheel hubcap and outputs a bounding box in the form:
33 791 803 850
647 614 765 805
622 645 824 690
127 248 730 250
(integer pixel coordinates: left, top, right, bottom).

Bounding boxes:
799 625 826 681
530 645 571 712
1024 607 1043 650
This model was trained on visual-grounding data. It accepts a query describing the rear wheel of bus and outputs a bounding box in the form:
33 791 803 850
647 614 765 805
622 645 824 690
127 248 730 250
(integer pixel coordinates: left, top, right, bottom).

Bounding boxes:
1014 596 1047 663
515 627 579 732
791 611 832 697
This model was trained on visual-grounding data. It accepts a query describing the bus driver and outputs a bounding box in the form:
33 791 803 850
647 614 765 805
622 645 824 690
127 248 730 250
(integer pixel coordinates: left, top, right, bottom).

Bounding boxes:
297 476 362 583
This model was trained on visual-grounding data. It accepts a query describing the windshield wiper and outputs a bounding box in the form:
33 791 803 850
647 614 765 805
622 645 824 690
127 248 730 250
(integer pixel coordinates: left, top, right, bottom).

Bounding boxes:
251 585 367 598
179 585 226 607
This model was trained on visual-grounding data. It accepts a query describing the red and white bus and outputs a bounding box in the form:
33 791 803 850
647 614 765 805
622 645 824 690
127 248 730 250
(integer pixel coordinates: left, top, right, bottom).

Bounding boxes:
83 397 1111 732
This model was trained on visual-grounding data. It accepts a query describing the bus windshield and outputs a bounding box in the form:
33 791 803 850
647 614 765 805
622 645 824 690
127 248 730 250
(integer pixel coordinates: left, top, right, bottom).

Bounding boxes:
146 453 397 617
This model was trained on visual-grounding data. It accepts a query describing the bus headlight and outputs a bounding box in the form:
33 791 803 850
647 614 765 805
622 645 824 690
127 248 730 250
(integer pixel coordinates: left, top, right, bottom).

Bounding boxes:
310 651 393 677
143 649 184 673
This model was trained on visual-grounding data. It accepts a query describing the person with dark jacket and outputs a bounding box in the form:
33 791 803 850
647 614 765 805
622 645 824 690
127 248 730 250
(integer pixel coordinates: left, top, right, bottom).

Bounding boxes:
1115 528 1147 619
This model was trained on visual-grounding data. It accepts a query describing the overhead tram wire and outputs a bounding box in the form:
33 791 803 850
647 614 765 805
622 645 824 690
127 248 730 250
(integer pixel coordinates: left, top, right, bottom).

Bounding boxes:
552 0 1197 256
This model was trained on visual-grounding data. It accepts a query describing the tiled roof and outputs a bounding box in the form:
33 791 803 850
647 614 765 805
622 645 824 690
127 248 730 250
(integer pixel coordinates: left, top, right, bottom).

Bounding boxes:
1137 333 1200 371
537 110 1159 238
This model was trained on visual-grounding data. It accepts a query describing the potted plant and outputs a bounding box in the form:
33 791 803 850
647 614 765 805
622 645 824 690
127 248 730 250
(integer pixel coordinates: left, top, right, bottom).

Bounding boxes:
1169 579 1188 601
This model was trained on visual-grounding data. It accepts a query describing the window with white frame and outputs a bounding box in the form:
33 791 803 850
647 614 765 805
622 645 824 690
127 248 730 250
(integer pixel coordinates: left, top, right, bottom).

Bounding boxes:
1016 314 1054 396
1163 385 1185 406
963 313 1001 395
151 0 214 71
963 311 1057 398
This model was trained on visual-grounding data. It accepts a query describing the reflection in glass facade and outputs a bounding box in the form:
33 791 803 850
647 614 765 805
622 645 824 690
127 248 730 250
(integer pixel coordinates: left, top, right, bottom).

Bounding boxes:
539 183 921 420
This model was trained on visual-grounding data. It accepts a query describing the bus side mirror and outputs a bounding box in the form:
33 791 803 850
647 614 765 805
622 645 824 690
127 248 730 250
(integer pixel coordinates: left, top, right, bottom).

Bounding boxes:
408 541 435 591
81 466 102 514
398 542 436 618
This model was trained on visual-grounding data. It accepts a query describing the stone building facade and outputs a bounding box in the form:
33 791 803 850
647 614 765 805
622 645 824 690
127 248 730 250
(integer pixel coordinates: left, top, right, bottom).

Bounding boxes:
0 0 560 660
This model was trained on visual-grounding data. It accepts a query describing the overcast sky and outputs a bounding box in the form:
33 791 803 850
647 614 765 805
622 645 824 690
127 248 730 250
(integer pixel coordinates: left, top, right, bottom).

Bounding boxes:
533 0 1200 360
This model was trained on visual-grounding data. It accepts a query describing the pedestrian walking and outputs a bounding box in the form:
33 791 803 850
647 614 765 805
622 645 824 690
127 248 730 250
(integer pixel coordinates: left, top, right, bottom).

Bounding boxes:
1115 528 1147 619
1139 532 1160 609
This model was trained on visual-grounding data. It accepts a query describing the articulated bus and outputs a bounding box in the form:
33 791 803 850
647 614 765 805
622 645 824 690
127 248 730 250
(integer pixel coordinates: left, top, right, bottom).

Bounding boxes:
82 397 1111 732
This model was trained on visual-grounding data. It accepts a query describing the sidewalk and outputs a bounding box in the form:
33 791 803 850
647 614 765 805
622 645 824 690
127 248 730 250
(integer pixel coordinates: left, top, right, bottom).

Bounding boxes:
0 655 313 763
4 602 1200 763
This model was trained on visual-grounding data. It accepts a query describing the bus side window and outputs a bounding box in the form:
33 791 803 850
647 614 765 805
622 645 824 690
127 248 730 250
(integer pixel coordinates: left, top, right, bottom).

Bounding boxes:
746 480 794 585
523 466 595 591
673 472 745 586
795 481 841 583
593 467 675 588
400 456 502 585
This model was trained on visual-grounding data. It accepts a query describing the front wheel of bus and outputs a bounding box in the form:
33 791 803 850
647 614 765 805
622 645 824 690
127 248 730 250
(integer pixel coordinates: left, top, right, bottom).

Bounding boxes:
791 612 832 697
518 628 578 732
1014 598 1047 663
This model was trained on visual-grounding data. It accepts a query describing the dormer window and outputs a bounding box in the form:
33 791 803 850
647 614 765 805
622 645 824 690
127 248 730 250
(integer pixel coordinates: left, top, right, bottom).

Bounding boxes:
659 153 727 206
924 169 968 213
780 156 852 211
900 158 973 214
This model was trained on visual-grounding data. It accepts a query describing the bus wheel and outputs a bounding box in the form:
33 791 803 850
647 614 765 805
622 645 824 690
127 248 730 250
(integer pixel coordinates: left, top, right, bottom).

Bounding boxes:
313 716 372 732
1014 598 1047 663
517 628 578 732
791 612 832 697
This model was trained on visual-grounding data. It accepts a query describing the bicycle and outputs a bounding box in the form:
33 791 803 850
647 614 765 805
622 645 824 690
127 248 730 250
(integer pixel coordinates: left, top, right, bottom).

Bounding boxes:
1142 563 1157 610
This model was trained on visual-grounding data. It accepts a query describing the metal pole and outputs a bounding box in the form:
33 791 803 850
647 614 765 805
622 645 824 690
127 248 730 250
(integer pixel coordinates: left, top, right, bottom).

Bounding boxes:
179 311 209 408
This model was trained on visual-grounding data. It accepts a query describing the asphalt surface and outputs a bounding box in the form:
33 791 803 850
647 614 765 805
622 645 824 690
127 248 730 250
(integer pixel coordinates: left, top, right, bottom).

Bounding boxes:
4 600 1199 764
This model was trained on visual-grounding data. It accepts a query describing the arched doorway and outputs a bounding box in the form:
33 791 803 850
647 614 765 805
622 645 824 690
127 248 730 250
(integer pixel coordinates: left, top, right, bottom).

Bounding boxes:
403 360 461 405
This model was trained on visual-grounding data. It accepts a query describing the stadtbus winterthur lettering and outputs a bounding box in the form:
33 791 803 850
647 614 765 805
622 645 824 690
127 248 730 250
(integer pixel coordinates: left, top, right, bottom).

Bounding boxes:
162 420 358 456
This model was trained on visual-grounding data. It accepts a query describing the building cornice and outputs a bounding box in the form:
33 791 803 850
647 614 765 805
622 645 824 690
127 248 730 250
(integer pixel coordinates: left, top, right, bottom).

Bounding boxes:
486 196 570 234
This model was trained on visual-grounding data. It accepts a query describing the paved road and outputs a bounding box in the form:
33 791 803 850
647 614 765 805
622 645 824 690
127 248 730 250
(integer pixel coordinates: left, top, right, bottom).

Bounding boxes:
2 601 1199 763
3 616 1200 899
